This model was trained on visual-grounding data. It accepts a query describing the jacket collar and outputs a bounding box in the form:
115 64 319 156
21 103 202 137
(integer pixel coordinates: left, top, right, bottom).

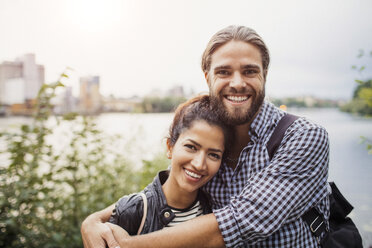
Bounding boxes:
149 170 211 225
150 170 176 225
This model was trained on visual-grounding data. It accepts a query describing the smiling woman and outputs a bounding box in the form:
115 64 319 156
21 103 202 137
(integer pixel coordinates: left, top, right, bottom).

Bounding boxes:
81 95 234 238
66 0 123 32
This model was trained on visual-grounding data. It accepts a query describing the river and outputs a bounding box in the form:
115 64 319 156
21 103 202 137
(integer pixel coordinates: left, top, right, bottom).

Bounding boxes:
1 108 372 245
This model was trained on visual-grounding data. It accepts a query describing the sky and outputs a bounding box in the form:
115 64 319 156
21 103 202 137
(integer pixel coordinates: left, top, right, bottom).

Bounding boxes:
1 0 372 100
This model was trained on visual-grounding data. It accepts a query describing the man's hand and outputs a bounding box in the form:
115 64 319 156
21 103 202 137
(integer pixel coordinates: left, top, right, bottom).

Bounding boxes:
105 222 130 247
81 204 120 248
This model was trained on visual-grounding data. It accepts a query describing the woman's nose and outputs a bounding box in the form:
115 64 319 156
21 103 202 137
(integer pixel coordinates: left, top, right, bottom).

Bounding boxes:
191 152 206 171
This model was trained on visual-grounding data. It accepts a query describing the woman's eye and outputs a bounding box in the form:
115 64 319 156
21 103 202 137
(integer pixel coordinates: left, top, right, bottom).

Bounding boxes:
185 144 196 151
209 153 221 160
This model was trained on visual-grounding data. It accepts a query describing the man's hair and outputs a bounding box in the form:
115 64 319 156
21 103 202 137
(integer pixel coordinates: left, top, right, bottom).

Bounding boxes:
201 25 270 80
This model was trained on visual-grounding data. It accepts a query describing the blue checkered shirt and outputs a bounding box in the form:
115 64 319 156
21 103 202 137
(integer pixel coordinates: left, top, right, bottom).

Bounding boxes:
203 101 330 248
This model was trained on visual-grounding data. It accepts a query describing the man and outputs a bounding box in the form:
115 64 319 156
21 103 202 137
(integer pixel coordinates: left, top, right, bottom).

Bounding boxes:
81 25 330 248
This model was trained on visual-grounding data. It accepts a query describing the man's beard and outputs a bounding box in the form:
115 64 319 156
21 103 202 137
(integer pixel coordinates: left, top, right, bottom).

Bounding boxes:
210 88 265 126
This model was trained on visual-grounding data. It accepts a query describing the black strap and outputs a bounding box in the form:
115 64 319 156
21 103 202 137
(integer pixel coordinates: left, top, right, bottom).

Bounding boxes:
302 208 327 239
266 113 299 160
267 113 327 241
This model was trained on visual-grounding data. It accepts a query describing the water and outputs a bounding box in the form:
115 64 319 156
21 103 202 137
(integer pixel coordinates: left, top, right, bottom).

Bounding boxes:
1 108 372 245
289 108 372 245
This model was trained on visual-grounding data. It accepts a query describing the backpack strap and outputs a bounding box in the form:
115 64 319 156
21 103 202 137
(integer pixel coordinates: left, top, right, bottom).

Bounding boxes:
266 113 299 160
302 207 327 243
267 113 327 244
137 192 148 235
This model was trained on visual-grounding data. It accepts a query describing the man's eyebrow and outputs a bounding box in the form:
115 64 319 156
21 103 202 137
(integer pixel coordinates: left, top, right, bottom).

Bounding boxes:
213 65 231 71
186 139 223 153
241 64 261 70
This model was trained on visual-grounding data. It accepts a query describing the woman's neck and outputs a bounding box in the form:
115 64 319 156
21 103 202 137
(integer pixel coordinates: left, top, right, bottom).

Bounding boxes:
161 177 198 209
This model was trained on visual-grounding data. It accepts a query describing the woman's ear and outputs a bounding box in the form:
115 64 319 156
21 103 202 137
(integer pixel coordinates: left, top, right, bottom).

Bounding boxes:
166 138 172 159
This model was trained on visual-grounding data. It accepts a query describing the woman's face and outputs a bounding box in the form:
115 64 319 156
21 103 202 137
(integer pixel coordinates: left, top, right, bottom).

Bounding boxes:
167 120 225 194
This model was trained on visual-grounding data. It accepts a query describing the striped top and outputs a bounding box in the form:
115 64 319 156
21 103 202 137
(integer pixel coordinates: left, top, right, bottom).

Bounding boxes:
165 200 203 228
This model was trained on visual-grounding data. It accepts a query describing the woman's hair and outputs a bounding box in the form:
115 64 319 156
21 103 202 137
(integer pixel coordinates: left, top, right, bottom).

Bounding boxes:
168 94 233 153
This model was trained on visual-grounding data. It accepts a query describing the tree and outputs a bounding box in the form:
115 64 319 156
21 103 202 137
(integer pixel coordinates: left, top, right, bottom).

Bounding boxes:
341 50 372 116
340 50 372 154
0 70 167 247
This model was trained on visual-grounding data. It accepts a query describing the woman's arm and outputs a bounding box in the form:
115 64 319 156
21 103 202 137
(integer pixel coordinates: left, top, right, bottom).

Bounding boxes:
81 204 121 248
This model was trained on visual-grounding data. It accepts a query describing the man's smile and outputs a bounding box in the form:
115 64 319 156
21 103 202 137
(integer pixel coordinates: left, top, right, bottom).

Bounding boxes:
224 95 251 104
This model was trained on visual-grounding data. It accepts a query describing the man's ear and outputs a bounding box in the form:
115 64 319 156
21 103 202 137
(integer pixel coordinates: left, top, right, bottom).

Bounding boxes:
204 72 211 87
166 138 172 159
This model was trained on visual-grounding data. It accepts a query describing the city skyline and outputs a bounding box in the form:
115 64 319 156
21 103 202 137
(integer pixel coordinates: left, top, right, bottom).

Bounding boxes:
1 0 372 100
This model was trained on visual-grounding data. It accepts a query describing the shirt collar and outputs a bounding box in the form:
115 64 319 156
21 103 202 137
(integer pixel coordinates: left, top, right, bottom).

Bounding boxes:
249 101 285 140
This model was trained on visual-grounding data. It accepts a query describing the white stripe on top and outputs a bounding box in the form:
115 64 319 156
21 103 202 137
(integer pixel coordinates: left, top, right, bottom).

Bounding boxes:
165 200 203 228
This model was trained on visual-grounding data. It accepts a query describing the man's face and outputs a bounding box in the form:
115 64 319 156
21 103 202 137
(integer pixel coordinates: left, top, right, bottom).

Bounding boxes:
206 40 265 126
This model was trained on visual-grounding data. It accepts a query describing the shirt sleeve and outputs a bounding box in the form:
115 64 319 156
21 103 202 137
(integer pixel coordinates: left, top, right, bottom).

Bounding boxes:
213 123 330 247
109 193 143 235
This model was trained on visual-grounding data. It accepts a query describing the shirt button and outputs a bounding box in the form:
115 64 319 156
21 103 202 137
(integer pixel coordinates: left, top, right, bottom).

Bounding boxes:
164 211 171 218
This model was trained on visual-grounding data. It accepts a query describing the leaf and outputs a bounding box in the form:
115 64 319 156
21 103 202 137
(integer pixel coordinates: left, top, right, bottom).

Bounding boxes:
355 79 364 84
21 125 30 132
57 81 65 87
61 73 69 78
357 49 364 58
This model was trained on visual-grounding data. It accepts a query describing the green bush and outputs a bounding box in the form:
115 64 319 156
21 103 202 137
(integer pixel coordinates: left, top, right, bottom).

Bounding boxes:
0 71 167 247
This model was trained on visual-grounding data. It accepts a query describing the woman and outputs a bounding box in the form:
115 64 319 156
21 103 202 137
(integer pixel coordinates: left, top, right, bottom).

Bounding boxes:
106 94 233 235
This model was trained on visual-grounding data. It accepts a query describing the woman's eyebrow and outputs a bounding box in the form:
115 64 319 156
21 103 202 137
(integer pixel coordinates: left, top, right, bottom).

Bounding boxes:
186 139 223 153
208 148 223 153
186 139 201 147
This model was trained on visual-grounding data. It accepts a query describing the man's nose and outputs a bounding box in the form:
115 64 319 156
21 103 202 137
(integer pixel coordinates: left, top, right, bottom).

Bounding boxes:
229 72 246 89
191 152 206 171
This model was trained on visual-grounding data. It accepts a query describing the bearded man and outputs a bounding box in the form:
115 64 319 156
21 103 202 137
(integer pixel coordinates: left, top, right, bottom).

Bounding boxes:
81 25 330 248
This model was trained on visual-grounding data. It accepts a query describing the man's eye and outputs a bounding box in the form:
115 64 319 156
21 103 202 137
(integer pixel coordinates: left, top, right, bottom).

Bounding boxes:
217 70 230 76
244 70 257 76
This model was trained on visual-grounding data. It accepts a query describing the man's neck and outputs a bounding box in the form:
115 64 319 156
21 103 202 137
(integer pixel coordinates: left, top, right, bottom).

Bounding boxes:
226 122 250 169
235 122 251 148
226 106 262 169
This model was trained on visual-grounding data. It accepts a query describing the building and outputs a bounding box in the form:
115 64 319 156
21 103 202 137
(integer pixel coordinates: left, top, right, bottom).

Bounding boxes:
167 85 185 98
53 86 78 115
79 76 102 114
0 54 44 106
102 95 142 112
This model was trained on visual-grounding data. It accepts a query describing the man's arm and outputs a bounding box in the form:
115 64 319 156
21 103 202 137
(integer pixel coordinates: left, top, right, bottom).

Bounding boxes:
81 204 121 248
110 213 225 248
213 123 330 247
